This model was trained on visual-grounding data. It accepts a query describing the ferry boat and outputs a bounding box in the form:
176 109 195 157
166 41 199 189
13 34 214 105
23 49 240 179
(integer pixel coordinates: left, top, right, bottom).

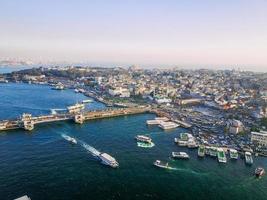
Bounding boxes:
187 140 198 148
205 146 211 155
255 167 265 178
174 138 188 146
245 152 253 165
217 148 227 163
154 117 169 121
82 99 93 103
172 152 189 159
229 149 238 159
62 135 77 144
153 160 172 169
210 147 218 157
135 135 152 143
158 121 179 130
98 153 119 168
198 145 205 157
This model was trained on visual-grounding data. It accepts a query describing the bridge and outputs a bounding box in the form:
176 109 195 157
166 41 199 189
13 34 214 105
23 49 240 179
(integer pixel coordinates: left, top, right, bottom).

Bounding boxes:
0 107 151 131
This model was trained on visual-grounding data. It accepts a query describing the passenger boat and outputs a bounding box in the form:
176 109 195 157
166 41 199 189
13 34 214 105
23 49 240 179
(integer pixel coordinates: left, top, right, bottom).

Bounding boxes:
205 146 211 155
245 152 253 165
255 167 265 178
217 148 227 163
198 145 205 157
135 135 152 143
174 138 188 146
210 147 218 157
172 152 189 159
187 140 198 148
82 99 93 103
52 84 65 90
98 153 119 168
229 149 238 159
153 160 172 169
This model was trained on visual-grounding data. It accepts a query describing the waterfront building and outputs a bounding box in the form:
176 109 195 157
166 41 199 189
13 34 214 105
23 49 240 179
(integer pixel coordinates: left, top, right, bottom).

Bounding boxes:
251 131 267 146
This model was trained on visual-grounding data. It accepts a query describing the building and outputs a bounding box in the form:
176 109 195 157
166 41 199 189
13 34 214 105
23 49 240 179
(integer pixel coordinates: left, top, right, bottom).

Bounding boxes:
228 119 244 134
251 131 267 146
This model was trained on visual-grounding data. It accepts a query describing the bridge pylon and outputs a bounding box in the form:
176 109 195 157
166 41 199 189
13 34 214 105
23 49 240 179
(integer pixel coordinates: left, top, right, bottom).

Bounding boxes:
74 113 84 124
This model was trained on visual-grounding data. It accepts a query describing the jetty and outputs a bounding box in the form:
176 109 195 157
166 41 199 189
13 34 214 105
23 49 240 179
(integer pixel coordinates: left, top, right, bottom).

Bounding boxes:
0 107 151 131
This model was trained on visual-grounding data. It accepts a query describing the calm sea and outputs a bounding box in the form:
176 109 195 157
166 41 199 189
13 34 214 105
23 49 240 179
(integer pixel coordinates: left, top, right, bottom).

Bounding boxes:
0 83 267 200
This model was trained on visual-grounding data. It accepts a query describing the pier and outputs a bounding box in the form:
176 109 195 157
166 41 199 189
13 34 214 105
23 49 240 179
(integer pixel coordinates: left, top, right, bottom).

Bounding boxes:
0 107 151 131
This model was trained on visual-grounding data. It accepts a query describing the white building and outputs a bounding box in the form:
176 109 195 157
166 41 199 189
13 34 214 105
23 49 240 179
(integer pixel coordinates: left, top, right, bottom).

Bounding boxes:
251 131 267 146
108 87 130 98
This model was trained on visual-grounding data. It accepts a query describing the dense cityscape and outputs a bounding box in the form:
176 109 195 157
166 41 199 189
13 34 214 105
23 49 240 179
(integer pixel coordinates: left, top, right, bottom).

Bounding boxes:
1 66 267 156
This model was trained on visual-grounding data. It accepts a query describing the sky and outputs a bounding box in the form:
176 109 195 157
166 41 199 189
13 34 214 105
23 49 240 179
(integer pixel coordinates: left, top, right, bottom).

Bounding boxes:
0 0 267 71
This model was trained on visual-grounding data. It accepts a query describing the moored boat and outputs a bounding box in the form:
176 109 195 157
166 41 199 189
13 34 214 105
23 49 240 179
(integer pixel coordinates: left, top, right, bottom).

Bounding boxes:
198 145 205 157
172 152 189 159
217 148 227 163
245 152 253 165
229 149 238 159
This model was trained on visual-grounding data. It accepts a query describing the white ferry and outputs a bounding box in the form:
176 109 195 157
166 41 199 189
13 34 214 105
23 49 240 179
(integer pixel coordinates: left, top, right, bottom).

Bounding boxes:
82 99 93 103
158 121 179 130
174 138 188 146
187 140 198 148
229 149 238 159
172 152 189 159
245 152 253 165
98 153 119 168
154 117 169 121
209 147 218 157
135 135 152 143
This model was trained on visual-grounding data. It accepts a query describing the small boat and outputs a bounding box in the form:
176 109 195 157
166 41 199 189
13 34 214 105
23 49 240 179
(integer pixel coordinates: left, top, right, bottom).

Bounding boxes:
229 149 238 159
153 160 172 169
198 145 205 157
82 99 93 103
172 152 189 159
245 152 253 165
255 167 265 178
217 148 227 163
137 142 155 148
187 140 198 148
210 147 218 157
62 134 77 144
135 135 152 143
98 153 119 168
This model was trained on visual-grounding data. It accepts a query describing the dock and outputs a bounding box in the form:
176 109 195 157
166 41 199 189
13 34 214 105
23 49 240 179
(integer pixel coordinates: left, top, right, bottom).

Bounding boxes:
0 107 151 131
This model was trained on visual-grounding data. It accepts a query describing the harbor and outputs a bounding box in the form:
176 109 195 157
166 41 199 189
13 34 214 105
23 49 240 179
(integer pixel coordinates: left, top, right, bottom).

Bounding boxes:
1 83 267 200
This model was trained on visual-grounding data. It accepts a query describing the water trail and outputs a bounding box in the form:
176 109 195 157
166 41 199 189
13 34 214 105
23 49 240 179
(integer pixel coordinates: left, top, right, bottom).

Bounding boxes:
79 140 101 157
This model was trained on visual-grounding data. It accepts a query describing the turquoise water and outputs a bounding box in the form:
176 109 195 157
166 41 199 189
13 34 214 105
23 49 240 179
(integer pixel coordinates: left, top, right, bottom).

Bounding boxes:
0 83 267 200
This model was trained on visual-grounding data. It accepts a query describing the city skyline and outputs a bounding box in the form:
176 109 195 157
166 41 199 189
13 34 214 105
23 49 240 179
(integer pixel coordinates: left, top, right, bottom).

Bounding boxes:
1 0 267 71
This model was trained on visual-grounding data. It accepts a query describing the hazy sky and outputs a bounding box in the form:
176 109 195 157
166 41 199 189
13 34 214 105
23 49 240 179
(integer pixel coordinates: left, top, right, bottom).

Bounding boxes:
0 0 267 71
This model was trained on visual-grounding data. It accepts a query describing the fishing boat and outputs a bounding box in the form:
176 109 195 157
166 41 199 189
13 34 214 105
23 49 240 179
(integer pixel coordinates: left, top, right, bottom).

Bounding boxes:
153 160 172 169
255 167 265 178
229 149 238 159
135 135 152 143
98 153 119 168
217 148 227 163
171 152 189 159
198 145 205 157
245 152 253 165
